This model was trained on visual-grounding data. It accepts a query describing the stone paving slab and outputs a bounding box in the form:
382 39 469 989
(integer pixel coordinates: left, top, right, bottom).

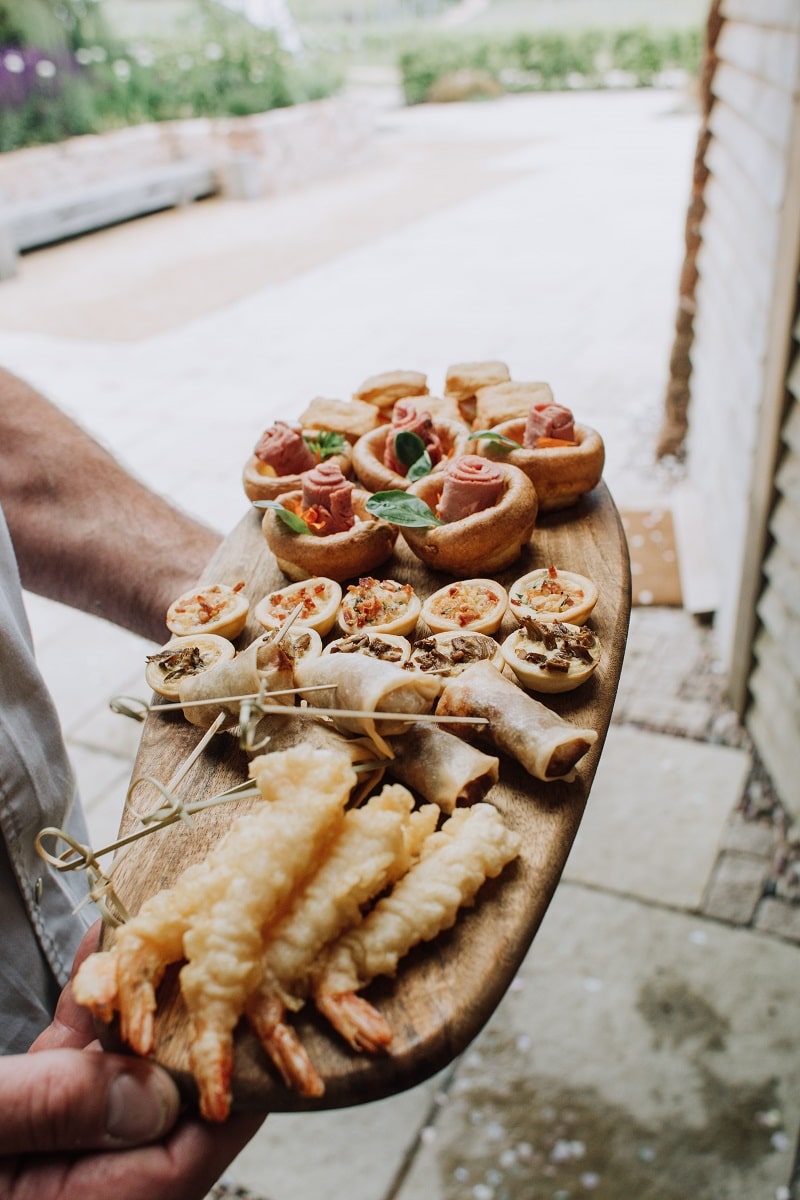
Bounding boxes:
563 727 752 910
389 884 800 1200
226 884 800 1200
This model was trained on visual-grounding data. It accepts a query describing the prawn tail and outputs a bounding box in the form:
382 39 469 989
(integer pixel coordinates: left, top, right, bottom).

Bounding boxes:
315 990 394 1054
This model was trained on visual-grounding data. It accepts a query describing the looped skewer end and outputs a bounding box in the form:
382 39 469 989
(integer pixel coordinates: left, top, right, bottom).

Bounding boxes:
127 775 197 832
109 694 151 722
34 827 131 927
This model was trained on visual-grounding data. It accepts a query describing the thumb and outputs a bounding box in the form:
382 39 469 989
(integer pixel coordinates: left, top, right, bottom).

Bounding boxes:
0 1048 181 1154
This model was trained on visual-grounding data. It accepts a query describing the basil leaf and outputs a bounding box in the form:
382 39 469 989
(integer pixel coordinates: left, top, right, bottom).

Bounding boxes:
253 500 311 534
304 430 346 460
406 450 433 482
365 491 442 527
467 430 522 451
394 430 427 468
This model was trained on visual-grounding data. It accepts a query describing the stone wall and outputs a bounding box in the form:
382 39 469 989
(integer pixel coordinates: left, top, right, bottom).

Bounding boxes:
0 93 376 204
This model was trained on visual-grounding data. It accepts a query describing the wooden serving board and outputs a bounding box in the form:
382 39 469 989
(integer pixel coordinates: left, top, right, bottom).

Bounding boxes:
101 482 631 1113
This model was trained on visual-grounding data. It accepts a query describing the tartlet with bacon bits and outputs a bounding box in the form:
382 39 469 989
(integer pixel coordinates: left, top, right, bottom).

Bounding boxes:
508 565 598 627
259 461 398 583
337 577 422 637
165 581 250 640
420 578 508 635
253 577 342 638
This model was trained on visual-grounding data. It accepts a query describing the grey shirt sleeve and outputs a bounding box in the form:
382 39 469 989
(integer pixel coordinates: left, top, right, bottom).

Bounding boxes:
0 504 95 1053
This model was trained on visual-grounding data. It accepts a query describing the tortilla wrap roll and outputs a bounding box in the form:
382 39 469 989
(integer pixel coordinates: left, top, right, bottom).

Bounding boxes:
435 660 597 781
385 723 499 813
179 636 295 729
293 655 441 757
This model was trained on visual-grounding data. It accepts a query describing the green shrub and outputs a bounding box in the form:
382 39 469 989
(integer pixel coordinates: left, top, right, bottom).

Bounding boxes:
0 8 342 152
399 25 702 104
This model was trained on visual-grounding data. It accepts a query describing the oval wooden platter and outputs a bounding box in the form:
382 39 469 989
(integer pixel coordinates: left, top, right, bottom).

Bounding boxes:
99 481 631 1113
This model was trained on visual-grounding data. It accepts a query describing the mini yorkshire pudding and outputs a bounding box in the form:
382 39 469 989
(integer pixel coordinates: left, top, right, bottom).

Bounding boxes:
262 488 398 583
242 439 353 504
402 459 537 576
351 417 469 494
472 420 604 512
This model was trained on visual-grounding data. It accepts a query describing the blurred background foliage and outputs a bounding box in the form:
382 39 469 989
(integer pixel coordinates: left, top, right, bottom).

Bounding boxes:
0 0 707 152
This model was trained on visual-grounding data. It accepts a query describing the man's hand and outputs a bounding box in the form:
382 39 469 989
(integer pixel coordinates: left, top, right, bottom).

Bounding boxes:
0 925 265 1200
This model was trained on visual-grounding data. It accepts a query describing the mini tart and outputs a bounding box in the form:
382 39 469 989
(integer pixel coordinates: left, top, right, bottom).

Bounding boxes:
257 623 323 667
473 419 604 512
421 578 508 635
508 566 598 626
253 577 342 637
408 630 504 677
501 620 601 693
166 582 249 640
145 634 235 701
261 489 398 583
350 417 469 494
242 440 353 504
322 631 411 665
402 461 537 577
337 577 422 637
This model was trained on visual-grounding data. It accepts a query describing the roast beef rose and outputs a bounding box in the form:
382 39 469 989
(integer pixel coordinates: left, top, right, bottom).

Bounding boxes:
302 461 356 535
383 401 444 475
254 421 316 475
523 403 575 446
437 455 504 524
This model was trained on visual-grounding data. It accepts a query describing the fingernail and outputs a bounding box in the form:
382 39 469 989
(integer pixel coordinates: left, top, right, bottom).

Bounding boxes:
105 1067 180 1144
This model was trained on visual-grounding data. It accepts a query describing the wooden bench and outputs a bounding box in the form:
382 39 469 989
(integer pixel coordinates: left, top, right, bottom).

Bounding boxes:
0 158 218 280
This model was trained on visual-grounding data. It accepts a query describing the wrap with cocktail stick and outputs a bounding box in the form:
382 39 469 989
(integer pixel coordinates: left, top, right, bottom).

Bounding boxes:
292 654 441 757
179 635 295 729
435 660 597 781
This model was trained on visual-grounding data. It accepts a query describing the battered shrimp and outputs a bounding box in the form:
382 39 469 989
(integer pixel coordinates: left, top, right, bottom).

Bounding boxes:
180 748 355 1121
245 787 439 1094
74 747 356 1068
75 856 234 1054
313 803 521 1052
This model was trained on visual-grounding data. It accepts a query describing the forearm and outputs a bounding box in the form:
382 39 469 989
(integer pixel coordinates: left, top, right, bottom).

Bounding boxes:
0 369 222 642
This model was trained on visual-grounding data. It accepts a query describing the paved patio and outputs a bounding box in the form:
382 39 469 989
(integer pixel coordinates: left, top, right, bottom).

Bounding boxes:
1 86 798 1199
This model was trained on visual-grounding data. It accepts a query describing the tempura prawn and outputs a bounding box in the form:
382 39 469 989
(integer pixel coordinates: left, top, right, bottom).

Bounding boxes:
177 747 355 1120
74 746 355 1079
312 803 521 1051
245 786 438 1094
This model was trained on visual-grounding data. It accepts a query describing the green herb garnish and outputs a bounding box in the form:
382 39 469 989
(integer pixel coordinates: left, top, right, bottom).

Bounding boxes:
393 430 433 482
467 430 522 451
304 430 347 460
253 499 311 534
365 490 442 527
